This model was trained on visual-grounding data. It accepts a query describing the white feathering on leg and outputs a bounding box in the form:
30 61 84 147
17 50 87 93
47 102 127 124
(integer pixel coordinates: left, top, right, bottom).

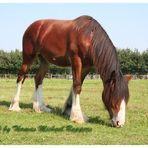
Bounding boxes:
33 84 51 112
9 80 22 111
70 90 88 123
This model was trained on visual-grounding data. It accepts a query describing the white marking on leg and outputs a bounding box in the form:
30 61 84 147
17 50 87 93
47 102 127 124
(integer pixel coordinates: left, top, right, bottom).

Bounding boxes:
70 89 88 123
72 93 81 110
33 84 51 112
9 80 22 111
33 85 43 106
112 99 126 127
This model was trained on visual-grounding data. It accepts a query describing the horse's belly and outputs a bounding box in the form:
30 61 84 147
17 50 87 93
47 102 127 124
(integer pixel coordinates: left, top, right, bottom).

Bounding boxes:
48 56 71 67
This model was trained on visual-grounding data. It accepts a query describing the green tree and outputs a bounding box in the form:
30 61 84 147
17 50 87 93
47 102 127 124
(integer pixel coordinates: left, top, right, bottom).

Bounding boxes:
117 48 148 75
141 49 148 74
0 48 148 75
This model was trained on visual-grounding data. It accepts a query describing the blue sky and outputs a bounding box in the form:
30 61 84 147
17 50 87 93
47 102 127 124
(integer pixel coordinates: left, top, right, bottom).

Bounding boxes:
0 3 148 52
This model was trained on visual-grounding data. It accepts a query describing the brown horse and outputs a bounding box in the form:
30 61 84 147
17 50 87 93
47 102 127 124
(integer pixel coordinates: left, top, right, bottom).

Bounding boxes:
9 15 132 127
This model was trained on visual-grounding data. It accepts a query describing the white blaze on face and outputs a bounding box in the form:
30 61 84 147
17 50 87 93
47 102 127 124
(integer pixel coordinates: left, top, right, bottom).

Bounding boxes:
112 99 126 127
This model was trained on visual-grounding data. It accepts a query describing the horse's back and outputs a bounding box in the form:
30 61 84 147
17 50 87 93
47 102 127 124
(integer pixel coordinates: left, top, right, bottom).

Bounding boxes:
22 16 94 67
23 19 73 45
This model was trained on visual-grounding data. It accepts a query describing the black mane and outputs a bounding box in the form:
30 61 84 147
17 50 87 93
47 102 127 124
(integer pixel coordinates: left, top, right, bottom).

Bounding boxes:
74 16 129 104
74 15 121 82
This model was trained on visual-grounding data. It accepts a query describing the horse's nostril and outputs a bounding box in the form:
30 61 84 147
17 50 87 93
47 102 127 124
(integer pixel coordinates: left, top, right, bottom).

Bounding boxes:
116 121 119 126
111 120 123 128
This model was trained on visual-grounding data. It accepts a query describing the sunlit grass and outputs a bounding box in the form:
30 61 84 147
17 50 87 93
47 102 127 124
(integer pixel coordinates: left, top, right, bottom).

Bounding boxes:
0 78 148 144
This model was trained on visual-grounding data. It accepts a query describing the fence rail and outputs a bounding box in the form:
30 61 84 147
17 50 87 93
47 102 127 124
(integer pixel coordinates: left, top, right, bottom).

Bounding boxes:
0 74 147 80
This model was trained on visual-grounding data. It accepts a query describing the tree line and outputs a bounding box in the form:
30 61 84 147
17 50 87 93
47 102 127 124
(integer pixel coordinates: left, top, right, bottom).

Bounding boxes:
0 48 147 75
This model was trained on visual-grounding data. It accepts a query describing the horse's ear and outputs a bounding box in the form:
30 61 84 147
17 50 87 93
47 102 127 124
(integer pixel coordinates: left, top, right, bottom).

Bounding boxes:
124 74 132 83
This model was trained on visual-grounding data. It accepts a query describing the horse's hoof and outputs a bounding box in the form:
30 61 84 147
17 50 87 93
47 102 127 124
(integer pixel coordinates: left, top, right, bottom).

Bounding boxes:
70 110 88 124
9 103 21 112
33 102 51 113
71 118 85 124
70 115 89 124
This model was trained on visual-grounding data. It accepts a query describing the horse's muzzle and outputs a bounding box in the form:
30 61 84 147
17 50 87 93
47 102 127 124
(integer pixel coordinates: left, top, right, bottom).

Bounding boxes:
111 119 124 128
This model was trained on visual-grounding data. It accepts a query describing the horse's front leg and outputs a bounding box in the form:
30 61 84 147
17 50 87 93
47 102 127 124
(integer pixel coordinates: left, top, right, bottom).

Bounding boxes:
62 67 91 117
70 55 88 123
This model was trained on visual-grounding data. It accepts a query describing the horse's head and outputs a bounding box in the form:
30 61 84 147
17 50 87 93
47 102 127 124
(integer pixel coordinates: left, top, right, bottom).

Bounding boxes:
102 71 132 128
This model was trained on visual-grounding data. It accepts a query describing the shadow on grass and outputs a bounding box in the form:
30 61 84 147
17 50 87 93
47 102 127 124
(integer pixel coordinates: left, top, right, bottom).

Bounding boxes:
0 100 68 119
0 100 32 109
0 101 10 107
48 105 111 127
47 105 69 120
88 116 112 127
0 101 111 127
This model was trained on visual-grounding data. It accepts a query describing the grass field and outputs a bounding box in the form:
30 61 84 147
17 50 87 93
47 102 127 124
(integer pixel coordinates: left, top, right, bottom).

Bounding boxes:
0 78 148 144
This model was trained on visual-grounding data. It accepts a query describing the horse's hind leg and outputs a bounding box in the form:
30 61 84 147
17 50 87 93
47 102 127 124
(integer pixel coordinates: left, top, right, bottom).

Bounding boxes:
33 58 51 112
9 38 35 111
9 62 32 111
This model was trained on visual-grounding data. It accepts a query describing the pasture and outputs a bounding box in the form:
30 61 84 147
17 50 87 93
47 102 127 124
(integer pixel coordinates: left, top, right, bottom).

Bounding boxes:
0 78 148 144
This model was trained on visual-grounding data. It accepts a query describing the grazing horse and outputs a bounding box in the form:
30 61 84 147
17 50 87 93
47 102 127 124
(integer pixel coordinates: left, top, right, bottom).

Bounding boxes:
9 15 132 127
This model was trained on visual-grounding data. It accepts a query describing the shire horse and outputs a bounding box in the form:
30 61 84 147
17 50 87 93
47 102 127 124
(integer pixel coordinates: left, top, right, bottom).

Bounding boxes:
9 16 132 127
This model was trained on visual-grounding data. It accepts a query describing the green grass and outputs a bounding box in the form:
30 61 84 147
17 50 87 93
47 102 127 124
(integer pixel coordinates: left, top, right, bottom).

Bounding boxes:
0 78 148 144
